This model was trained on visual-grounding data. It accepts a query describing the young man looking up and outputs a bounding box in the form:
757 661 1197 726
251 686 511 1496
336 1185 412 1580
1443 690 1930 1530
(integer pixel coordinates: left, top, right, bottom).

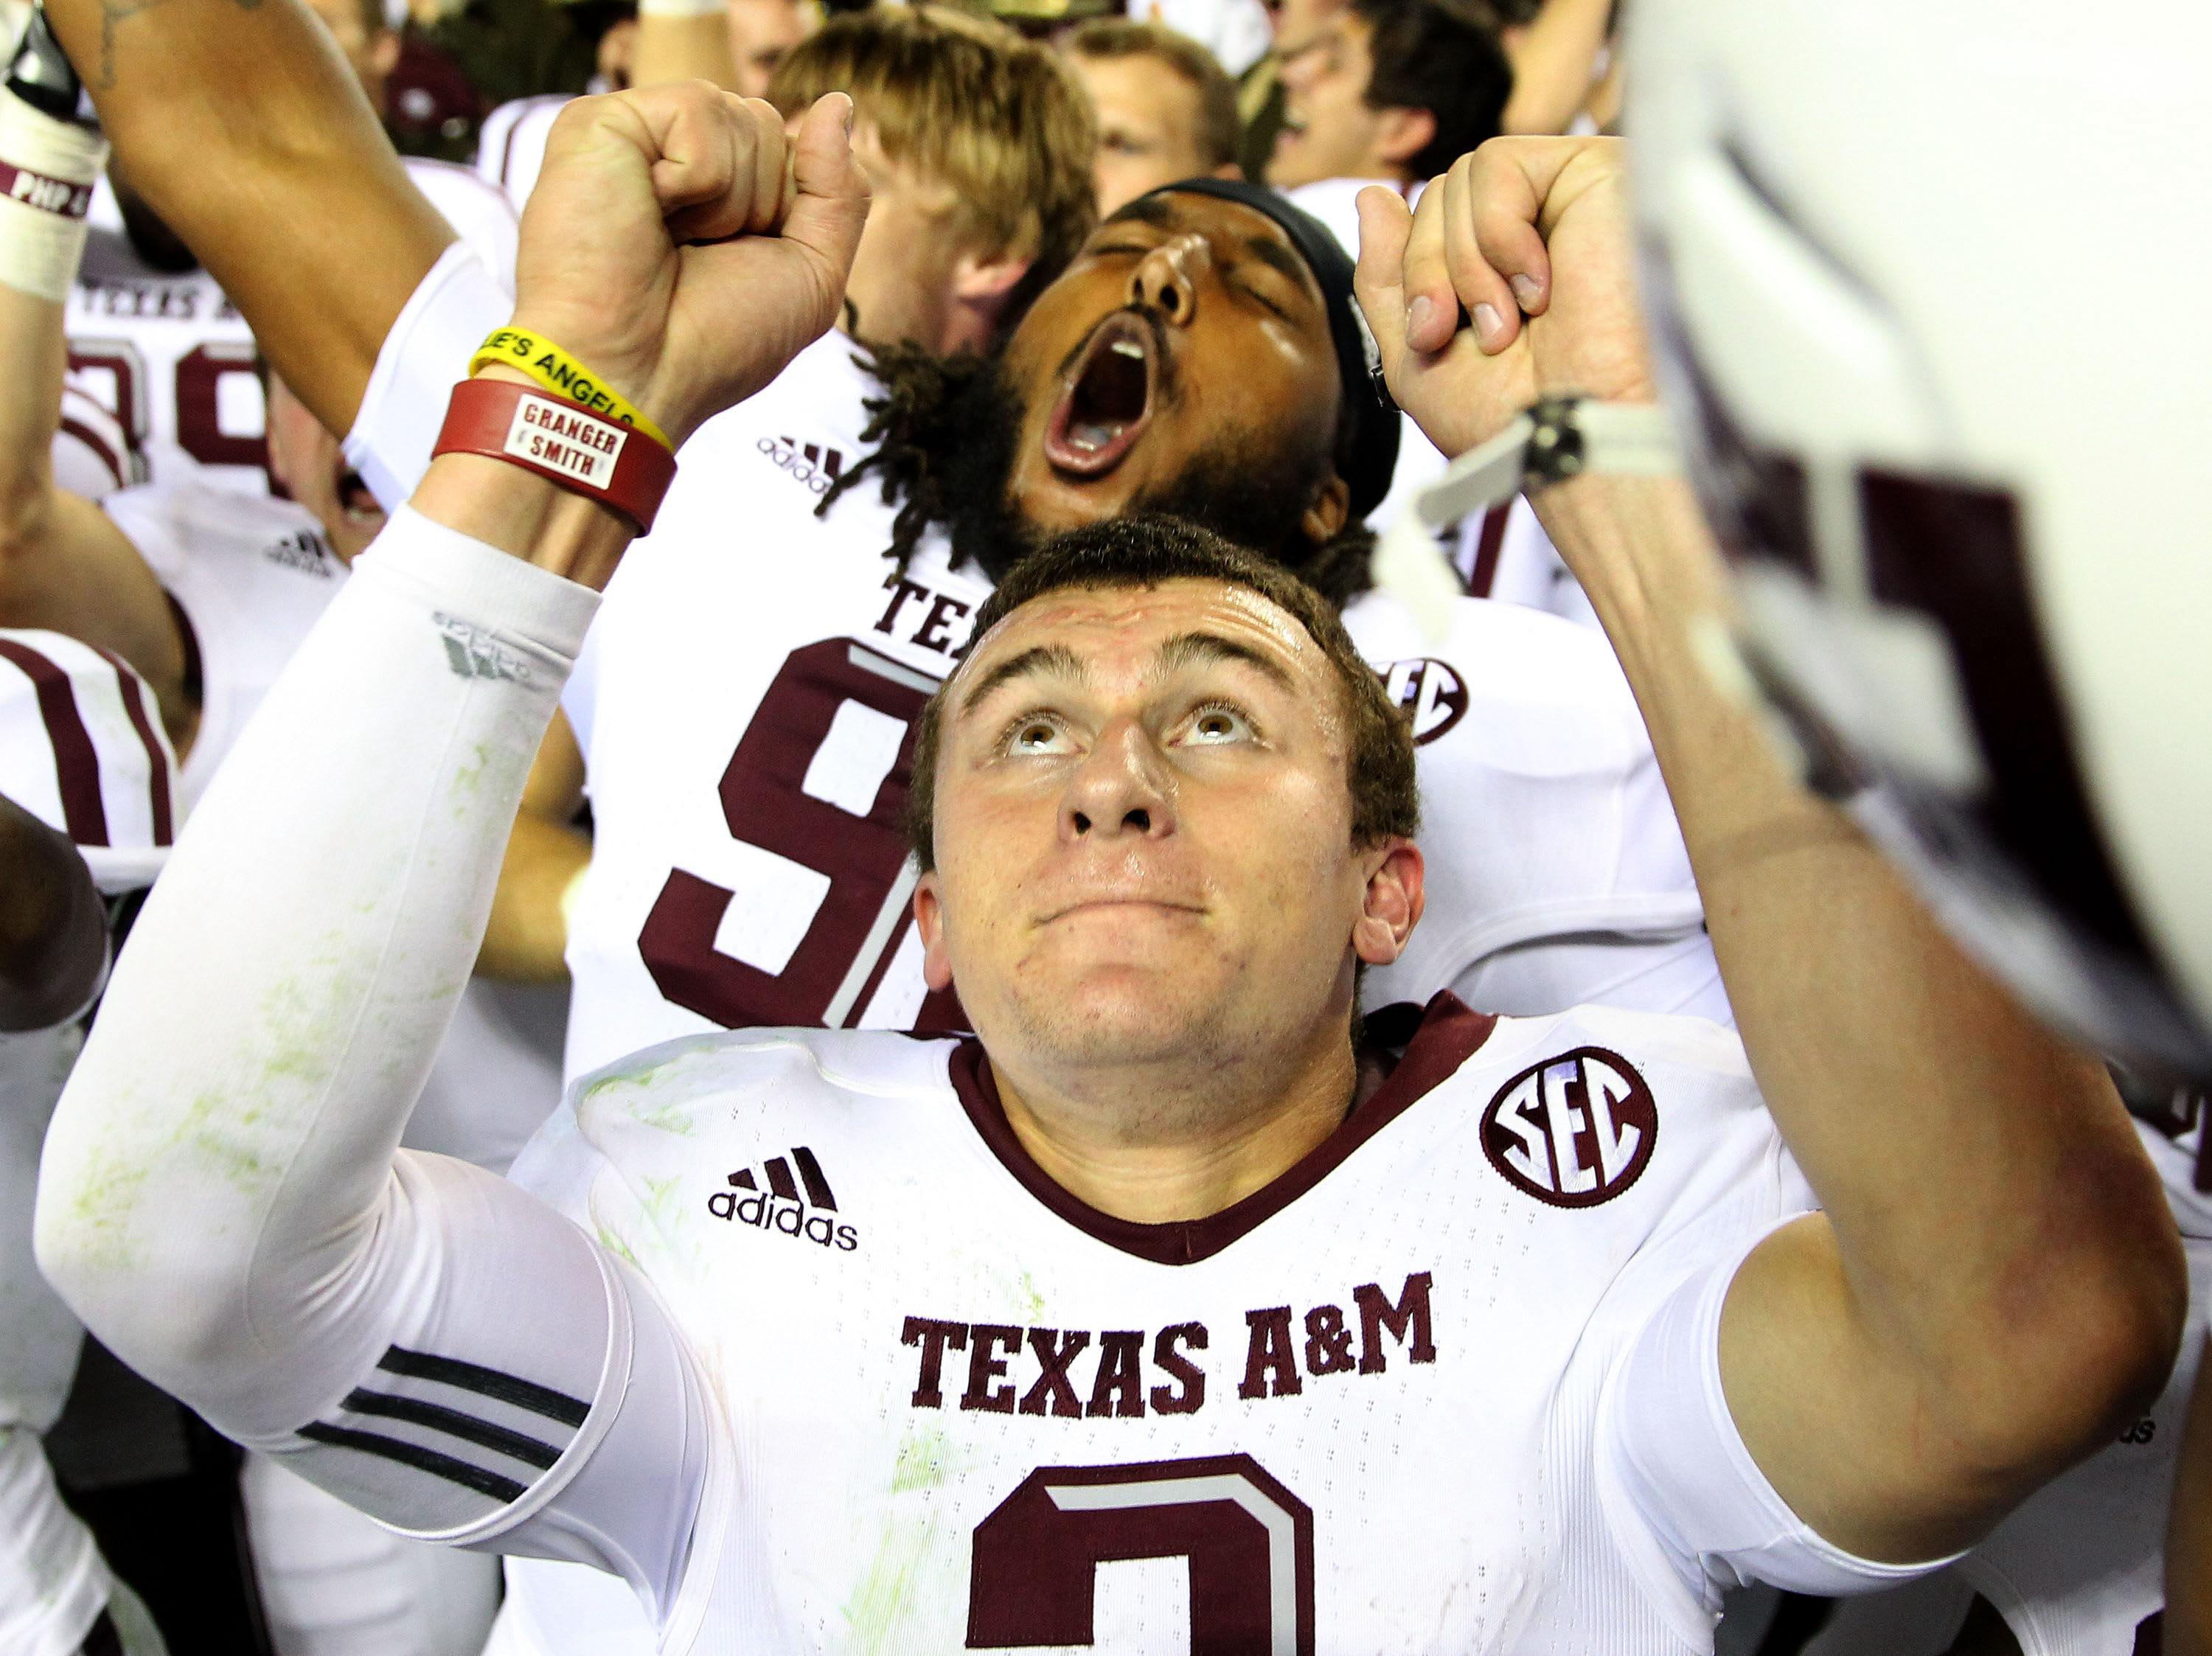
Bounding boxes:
35 88 2183 1653
1062 18 1242 216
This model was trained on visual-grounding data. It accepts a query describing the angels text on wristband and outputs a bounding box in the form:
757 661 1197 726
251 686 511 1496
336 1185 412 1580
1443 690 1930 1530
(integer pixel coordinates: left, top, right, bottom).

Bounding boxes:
433 377 678 533
469 327 673 450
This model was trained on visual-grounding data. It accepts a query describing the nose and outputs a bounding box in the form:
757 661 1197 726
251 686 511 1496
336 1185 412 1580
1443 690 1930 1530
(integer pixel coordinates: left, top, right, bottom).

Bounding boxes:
1127 232 1208 327
1060 718 1178 844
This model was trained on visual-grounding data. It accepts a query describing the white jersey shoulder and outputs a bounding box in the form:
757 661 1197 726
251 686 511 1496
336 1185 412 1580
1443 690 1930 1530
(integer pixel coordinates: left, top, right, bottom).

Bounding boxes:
402 154 521 287
513 999 1812 1652
0 625 177 892
104 481 346 807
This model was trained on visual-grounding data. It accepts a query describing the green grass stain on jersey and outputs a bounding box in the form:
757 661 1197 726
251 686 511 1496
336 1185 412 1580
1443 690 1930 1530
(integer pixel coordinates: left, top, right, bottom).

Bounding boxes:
843 1426 976 1652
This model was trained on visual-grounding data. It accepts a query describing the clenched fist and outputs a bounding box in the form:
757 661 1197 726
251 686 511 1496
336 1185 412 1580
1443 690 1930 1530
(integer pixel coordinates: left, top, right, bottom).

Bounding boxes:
1353 137 1655 464
509 82 871 449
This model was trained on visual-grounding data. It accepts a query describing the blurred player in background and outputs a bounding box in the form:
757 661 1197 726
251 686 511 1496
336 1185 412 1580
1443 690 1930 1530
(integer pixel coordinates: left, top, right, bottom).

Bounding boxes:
0 637 173 1656
55 0 513 498
1060 17 1241 215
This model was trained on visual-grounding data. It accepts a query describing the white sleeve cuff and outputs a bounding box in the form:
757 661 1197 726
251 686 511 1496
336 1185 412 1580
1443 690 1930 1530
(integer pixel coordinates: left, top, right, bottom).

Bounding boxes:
360 505 601 669
345 241 512 512
1597 1219 1965 1642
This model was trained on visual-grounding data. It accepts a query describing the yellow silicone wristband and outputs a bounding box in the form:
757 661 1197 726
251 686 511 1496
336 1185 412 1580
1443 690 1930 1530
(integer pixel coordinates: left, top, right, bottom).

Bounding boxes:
468 327 673 450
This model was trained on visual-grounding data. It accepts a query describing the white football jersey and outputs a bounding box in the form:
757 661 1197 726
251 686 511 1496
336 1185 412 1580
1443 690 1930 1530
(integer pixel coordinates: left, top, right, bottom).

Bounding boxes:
1797 1114 2212 1656
479 998 1917 1653
105 482 568 1169
63 164 516 496
0 630 175 1656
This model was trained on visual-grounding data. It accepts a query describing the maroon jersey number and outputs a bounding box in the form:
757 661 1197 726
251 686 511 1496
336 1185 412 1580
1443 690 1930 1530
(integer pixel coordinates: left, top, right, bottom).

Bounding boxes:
968 1455 1316 1655
174 342 271 476
637 638 961 1032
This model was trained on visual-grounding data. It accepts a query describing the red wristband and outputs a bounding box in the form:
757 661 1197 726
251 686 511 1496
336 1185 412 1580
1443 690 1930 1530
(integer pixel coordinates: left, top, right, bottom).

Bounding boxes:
431 377 676 532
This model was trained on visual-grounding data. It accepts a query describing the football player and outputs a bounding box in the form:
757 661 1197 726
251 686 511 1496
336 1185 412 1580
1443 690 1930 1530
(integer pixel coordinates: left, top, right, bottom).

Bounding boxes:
34 86 2184 1654
0 635 173 1656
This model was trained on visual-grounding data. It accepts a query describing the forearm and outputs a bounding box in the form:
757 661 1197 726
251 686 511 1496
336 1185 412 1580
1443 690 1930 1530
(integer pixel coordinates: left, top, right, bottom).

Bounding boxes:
631 10 741 91
1537 476 2177 1405
479 810 588 982
2171 1346 2212 1656
0 792 104 1031
1500 0 1613 135
43 0 451 436
0 285 64 547
35 482 602 1426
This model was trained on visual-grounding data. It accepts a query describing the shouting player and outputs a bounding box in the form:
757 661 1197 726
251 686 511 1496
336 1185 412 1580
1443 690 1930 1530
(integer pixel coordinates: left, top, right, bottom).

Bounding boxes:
35 83 2185 1654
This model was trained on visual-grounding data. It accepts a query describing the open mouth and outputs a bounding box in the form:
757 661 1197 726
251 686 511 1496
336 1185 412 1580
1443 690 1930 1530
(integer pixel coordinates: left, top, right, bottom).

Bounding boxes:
1043 310 1160 479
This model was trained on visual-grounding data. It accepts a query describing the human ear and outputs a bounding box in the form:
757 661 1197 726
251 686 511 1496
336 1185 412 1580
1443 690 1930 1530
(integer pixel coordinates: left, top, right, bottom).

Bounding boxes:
1350 840 1424 966
1300 472 1352 543
1372 107 1436 171
915 873 956 992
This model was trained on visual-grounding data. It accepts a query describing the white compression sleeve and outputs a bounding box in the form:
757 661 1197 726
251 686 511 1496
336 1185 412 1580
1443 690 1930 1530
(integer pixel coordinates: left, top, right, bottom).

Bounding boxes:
32 510 709 1612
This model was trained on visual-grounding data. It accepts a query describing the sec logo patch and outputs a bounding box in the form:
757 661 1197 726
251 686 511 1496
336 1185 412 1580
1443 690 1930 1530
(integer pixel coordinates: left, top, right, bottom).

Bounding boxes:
1377 658 1468 745
1481 1048 1657 1208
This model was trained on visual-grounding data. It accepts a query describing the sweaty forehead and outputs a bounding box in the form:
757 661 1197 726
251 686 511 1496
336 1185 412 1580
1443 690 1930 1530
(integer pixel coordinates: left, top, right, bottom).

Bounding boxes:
957 579 1325 700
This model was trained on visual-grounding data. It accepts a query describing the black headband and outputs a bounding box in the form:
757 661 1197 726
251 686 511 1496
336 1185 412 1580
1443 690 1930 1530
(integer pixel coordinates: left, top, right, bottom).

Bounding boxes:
1146 177 1401 522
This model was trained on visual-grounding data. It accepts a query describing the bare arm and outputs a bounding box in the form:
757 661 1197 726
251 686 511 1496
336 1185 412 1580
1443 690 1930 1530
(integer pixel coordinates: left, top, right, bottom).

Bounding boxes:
1498 0 1612 136
41 0 451 438
631 8 741 91
479 709 589 982
1357 140 2183 1563
2170 1346 2212 1655
0 77 190 739
0 787 104 1031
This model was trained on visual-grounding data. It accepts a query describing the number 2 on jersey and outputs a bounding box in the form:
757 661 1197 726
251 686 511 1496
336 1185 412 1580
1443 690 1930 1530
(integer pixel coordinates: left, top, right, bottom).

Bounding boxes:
969 1455 1315 1655
638 639 961 1032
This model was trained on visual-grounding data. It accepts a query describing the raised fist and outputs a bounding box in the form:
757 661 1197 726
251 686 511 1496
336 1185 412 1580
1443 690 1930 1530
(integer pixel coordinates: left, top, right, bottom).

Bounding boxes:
1354 136 1655 463
508 83 869 448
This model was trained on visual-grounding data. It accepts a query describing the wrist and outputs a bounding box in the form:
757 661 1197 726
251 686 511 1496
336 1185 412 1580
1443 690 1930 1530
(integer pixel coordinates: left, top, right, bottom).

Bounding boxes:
411 436 634 591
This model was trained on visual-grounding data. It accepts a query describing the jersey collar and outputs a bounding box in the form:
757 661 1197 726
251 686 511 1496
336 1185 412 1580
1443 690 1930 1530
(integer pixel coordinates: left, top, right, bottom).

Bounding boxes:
948 991 1498 1266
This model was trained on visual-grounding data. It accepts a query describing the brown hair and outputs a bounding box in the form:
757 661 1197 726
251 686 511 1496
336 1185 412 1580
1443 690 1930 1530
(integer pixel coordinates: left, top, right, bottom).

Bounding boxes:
1350 0 1512 181
1063 18 1242 174
905 515 1419 871
769 6 1099 322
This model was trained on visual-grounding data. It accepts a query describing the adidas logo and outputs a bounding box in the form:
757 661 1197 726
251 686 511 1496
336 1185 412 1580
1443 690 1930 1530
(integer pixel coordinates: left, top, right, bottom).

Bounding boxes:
757 435 846 496
708 1145 859 1250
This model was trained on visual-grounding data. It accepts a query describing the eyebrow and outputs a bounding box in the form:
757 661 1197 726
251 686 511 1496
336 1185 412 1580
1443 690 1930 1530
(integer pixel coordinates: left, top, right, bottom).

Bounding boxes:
959 644 1091 717
1154 630 1298 693
1239 234 1318 300
1104 194 1179 231
956 629 1298 719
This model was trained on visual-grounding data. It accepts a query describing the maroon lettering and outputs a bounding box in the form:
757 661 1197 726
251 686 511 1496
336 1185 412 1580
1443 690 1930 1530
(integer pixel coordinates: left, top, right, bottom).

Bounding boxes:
1354 1272 1437 1374
1017 1328 1090 1419
901 1316 968 1409
1150 1323 1208 1416
1302 1304 1356 1376
174 342 268 477
874 575 928 636
1238 1307 1303 1400
914 591 973 654
960 1324 1023 1415
1087 1330 1147 1419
